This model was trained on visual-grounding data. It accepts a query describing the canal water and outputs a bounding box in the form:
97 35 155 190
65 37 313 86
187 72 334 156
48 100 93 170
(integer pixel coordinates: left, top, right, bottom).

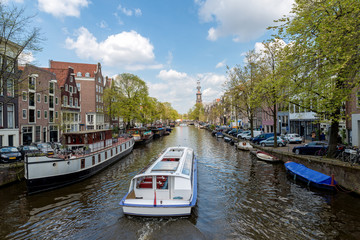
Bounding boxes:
1 126 360 239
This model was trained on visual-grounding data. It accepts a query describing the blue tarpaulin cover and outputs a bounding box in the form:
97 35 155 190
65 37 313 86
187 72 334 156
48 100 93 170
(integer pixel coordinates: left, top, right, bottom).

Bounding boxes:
285 162 336 185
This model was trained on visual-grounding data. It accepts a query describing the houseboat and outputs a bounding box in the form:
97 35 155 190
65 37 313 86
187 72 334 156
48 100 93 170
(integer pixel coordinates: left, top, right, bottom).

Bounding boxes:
120 146 197 217
127 127 154 146
25 129 135 194
150 127 166 138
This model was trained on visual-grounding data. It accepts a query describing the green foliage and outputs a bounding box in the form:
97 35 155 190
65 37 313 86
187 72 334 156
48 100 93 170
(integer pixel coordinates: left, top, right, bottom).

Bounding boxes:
272 0 360 155
103 74 179 127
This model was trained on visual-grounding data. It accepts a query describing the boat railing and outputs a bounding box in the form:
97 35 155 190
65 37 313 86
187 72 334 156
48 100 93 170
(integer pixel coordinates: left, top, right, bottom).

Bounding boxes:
53 136 132 159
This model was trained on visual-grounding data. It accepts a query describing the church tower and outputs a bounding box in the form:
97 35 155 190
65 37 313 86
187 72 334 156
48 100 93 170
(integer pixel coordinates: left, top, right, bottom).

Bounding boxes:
196 80 202 104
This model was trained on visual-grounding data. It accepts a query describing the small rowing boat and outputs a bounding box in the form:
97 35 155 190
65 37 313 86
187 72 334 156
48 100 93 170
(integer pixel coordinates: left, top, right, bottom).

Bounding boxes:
255 151 280 162
284 161 337 191
120 146 197 217
236 141 253 151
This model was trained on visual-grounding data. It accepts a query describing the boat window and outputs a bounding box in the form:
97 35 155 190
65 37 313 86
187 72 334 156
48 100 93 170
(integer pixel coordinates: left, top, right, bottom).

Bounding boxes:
156 176 168 189
136 176 153 189
81 159 85 169
182 151 193 175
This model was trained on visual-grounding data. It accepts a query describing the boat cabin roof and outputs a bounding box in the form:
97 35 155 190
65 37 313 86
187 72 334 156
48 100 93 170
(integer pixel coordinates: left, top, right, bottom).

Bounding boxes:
137 147 194 178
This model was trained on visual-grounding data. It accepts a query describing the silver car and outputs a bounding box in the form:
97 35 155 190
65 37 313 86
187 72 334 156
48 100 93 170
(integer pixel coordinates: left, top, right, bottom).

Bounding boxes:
284 133 302 144
260 136 287 147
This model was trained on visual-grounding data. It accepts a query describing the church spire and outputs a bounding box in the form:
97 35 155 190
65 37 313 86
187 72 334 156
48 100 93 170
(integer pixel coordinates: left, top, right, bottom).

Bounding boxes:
196 80 202 104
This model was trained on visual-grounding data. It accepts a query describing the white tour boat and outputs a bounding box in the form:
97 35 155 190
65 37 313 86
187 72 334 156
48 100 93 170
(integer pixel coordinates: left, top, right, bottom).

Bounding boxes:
25 130 135 194
120 146 197 217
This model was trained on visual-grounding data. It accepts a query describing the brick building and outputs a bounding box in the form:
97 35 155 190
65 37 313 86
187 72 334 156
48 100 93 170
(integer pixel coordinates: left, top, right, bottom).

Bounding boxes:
47 67 81 133
0 40 21 147
18 65 61 144
49 61 106 130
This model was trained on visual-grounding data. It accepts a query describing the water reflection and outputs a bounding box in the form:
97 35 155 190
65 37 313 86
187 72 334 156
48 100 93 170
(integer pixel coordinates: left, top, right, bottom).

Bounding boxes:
1 126 360 239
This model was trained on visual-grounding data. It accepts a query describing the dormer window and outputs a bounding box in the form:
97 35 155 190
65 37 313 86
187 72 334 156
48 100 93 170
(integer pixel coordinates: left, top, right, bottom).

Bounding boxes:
77 72 82 77
70 76 73 82
85 72 90 77
65 84 68 91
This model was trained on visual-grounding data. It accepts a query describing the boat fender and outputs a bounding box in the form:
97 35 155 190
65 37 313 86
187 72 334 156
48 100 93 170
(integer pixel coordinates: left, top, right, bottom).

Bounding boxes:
293 174 296 181
307 180 311 187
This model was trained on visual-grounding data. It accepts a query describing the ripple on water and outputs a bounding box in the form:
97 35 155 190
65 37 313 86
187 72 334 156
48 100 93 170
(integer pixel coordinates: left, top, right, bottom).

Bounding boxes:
2 127 360 239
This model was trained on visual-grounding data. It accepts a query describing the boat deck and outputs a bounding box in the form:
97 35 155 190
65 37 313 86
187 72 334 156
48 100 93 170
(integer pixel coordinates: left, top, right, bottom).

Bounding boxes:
50 137 132 159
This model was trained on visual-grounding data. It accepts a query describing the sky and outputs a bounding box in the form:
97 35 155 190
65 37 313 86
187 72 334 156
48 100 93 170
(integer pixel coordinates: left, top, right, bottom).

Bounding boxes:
5 0 294 114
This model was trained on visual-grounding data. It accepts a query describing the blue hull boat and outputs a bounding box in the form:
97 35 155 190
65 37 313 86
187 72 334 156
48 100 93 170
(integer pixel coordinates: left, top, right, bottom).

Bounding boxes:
285 161 337 191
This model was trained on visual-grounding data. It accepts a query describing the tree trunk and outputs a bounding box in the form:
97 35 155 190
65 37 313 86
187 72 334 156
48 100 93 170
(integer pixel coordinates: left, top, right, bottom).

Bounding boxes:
327 120 339 158
273 104 278 147
250 114 254 137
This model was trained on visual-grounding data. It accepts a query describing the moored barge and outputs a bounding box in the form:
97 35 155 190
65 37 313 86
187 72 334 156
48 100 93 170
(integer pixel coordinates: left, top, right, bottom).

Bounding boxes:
25 129 135 194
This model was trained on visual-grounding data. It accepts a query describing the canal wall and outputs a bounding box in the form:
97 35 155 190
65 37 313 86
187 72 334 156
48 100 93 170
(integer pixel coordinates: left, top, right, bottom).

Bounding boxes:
256 147 360 195
0 162 24 187
222 132 360 195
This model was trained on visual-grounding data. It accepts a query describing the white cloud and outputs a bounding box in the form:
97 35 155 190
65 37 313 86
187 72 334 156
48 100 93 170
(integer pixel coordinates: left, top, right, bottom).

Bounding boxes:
65 27 162 70
98 20 108 29
196 0 294 42
117 4 142 17
157 69 188 80
215 59 226 68
18 51 35 65
118 4 133 16
135 8 142 17
149 69 225 113
38 0 89 18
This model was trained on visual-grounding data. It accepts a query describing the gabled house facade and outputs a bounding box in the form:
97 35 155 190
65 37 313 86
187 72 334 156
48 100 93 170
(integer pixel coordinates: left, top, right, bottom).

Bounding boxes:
49 61 106 131
18 65 61 145
47 67 81 133
0 40 21 147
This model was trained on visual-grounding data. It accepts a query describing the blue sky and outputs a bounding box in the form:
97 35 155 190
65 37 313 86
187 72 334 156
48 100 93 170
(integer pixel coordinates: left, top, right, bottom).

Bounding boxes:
7 0 294 114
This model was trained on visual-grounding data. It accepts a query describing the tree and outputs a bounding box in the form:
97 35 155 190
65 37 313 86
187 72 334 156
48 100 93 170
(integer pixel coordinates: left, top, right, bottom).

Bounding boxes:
255 39 288 146
225 50 262 136
0 3 42 103
274 0 360 155
112 73 149 129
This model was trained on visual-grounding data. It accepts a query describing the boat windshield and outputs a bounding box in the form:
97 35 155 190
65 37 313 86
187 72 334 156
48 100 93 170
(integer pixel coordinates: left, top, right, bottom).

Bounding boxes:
181 150 193 175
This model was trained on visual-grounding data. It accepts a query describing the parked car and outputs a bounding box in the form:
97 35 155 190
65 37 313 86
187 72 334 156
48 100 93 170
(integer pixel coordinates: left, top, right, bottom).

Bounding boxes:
245 130 262 140
32 143 55 156
252 133 275 144
18 145 42 160
260 136 287 147
284 133 303 144
292 141 328 155
237 130 251 139
243 132 252 140
0 146 22 163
